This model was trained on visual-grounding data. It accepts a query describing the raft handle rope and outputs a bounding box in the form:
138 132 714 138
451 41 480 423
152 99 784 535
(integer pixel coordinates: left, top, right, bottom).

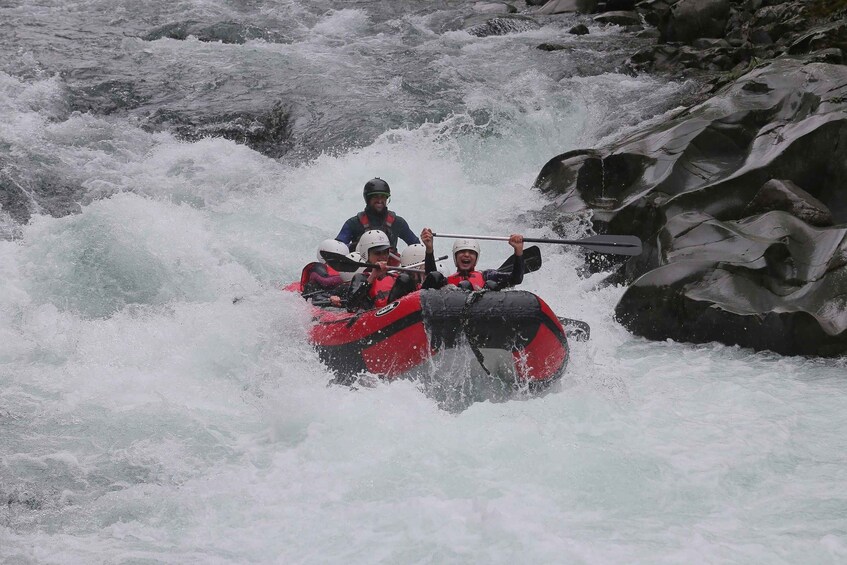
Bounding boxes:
460 289 492 377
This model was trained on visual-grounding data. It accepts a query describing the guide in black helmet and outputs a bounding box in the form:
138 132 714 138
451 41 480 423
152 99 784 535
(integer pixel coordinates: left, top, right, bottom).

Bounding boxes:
334 177 421 254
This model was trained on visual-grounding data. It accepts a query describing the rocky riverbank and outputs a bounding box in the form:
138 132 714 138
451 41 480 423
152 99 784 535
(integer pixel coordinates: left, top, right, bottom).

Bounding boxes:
520 0 847 355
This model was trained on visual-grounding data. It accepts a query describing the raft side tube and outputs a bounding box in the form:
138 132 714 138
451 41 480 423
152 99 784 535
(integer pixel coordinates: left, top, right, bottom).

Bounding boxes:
310 289 569 385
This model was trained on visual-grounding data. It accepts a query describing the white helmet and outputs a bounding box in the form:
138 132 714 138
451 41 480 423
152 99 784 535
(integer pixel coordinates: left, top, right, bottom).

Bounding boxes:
317 238 350 263
400 243 427 268
356 229 391 257
339 252 366 282
452 238 480 267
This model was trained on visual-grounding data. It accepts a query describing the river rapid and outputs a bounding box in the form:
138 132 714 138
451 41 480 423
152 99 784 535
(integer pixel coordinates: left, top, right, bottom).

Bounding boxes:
2 1 847 563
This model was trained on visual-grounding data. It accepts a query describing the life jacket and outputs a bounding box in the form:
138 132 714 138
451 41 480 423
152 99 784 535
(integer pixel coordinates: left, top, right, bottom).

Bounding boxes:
358 210 401 265
369 272 398 308
299 262 341 292
358 210 395 230
447 271 485 290
357 210 396 245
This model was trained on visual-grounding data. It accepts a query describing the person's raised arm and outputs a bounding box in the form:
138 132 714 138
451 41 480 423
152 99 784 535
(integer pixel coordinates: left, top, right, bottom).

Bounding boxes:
421 227 437 274
507 233 524 286
483 234 526 289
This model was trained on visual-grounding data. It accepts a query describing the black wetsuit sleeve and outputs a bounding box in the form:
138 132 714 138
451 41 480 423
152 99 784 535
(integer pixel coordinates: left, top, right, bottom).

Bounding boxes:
394 216 421 245
483 254 524 289
330 283 351 300
509 254 525 287
424 251 438 274
345 273 374 311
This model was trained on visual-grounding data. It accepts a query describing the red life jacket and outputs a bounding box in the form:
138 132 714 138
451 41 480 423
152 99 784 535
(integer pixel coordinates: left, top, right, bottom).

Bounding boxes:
447 271 485 289
369 273 398 308
299 262 340 290
299 262 319 290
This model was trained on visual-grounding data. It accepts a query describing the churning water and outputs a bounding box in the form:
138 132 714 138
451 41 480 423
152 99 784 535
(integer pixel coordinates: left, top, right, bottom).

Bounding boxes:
2 1 846 562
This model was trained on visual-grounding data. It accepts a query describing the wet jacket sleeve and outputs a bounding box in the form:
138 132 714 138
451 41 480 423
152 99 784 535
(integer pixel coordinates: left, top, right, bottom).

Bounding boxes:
424 251 438 274
394 216 421 245
308 282 351 308
345 274 374 311
482 254 524 289
335 217 359 251
309 270 343 289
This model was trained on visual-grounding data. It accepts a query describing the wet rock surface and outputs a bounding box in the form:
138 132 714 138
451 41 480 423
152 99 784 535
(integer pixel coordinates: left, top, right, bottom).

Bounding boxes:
615 212 847 356
535 0 599 14
141 21 289 44
594 11 642 25
625 0 847 77
0 164 85 224
465 14 541 36
142 102 293 159
534 58 847 355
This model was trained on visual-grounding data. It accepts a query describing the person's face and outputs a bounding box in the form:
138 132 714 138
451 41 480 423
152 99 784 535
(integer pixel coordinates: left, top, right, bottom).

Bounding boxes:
368 247 390 264
455 250 478 271
368 194 388 212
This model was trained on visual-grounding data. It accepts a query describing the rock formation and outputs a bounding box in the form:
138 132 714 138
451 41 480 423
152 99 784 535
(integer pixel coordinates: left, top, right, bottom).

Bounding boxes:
534 58 847 355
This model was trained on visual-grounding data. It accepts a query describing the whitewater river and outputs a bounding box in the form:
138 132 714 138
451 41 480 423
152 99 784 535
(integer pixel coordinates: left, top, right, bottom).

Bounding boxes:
2 1 847 562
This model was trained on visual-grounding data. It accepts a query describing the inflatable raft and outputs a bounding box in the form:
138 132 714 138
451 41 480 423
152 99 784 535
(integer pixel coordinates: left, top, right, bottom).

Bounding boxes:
307 288 569 387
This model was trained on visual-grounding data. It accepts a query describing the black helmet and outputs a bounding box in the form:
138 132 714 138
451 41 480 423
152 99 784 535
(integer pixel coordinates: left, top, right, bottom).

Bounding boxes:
363 178 390 202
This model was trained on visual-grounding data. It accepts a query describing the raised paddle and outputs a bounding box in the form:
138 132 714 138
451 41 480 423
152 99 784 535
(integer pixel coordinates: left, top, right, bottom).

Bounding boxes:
496 245 542 274
321 251 446 274
405 255 449 269
433 232 642 256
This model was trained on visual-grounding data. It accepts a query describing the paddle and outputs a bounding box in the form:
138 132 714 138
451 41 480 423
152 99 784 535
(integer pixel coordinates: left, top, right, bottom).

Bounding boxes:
321 251 444 274
406 255 449 269
496 245 542 274
433 232 642 256
303 288 334 299
559 317 590 342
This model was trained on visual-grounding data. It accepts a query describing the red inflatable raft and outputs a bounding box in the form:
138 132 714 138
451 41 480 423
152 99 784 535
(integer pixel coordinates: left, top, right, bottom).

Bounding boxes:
305 288 569 388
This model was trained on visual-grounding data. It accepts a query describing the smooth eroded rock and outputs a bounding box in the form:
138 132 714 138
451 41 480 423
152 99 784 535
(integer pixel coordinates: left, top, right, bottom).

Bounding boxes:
534 59 847 355
536 0 598 14
660 0 731 44
594 11 642 25
615 211 847 356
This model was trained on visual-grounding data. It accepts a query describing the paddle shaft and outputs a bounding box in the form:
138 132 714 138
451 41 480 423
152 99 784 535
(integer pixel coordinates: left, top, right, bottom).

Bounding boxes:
405 255 448 269
433 232 639 248
322 250 445 274
432 232 642 256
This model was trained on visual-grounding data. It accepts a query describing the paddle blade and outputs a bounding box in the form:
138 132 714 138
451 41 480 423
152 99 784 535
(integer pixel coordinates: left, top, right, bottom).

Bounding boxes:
523 246 542 273
577 235 642 256
559 317 591 342
320 251 366 272
497 246 542 274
